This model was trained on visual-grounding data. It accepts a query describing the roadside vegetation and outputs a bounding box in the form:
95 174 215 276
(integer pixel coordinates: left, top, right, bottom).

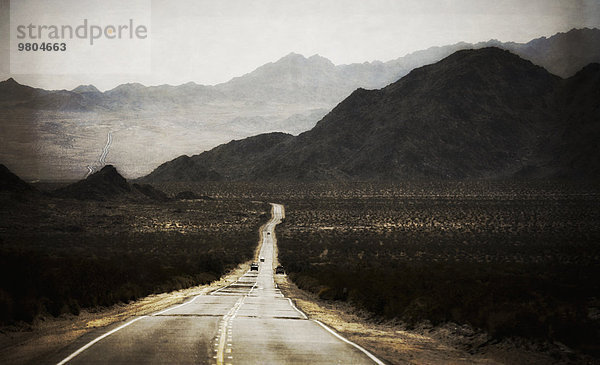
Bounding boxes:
0 193 268 325
2 179 599 358
273 181 600 356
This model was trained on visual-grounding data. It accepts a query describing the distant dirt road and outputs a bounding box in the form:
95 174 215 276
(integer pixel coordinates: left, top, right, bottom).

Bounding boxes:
86 130 113 177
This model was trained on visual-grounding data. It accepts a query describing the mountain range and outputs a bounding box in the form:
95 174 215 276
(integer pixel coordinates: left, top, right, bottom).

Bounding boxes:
1 28 599 181
1 28 599 111
140 47 600 182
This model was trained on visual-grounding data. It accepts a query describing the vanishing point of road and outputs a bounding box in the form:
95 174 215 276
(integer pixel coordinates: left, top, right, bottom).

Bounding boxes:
52 204 384 365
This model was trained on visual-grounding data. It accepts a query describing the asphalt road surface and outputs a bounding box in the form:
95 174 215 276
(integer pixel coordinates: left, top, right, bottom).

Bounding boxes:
52 204 383 365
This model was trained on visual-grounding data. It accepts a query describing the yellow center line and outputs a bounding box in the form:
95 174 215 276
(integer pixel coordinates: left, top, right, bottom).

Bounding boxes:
215 314 229 365
216 296 244 365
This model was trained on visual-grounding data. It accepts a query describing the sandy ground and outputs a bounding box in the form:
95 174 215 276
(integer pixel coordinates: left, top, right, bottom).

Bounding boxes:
0 262 252 365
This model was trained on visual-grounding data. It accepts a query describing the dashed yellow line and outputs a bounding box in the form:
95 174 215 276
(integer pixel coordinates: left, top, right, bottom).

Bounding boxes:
215 296 245 365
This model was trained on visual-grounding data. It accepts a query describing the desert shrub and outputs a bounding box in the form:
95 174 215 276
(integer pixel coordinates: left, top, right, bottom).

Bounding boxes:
0 225 263 324
276 181 600 354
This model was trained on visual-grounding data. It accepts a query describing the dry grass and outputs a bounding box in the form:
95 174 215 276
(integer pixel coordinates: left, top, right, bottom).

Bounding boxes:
276 273 596 365
0 262 251 365
275 274 501 365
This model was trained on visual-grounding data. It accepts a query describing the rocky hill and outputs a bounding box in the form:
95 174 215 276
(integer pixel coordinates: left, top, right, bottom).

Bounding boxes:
140 48 600 182
55 165 168 201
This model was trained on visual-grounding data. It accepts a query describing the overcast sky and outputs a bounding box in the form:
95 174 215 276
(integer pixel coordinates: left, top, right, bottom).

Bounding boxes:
1 0 599 91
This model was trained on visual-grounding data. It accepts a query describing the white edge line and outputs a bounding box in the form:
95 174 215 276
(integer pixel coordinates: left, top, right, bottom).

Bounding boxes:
286 298 308 320
57 285 214 364
313 319 386 365
153 293 202 316
56 315 148 365
57 283 226 364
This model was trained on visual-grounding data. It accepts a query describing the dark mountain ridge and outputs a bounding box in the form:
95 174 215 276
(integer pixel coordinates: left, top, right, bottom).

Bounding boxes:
144 132 294 182
550 63 600 179
55 165 168 201
0 164 35 193
140 48 600 182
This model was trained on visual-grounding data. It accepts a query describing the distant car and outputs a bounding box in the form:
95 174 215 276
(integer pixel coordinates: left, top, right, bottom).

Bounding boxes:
250 262 259 271
275 265 285 274
260 257 265 262
267 232 271 235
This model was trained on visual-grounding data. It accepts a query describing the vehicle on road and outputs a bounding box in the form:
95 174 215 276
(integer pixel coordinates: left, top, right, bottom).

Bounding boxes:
250 262 259 271
275 265 285 274
260 257 265 262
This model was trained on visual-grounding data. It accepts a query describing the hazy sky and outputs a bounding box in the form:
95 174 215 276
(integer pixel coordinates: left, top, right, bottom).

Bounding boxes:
1 0 599 90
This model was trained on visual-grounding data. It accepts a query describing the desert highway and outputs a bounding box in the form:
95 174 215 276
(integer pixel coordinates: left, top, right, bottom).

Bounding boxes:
52 203 384 364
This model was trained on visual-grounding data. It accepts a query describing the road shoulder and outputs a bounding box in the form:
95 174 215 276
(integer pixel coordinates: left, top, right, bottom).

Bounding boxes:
0 262 252 365
275 274 567 365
